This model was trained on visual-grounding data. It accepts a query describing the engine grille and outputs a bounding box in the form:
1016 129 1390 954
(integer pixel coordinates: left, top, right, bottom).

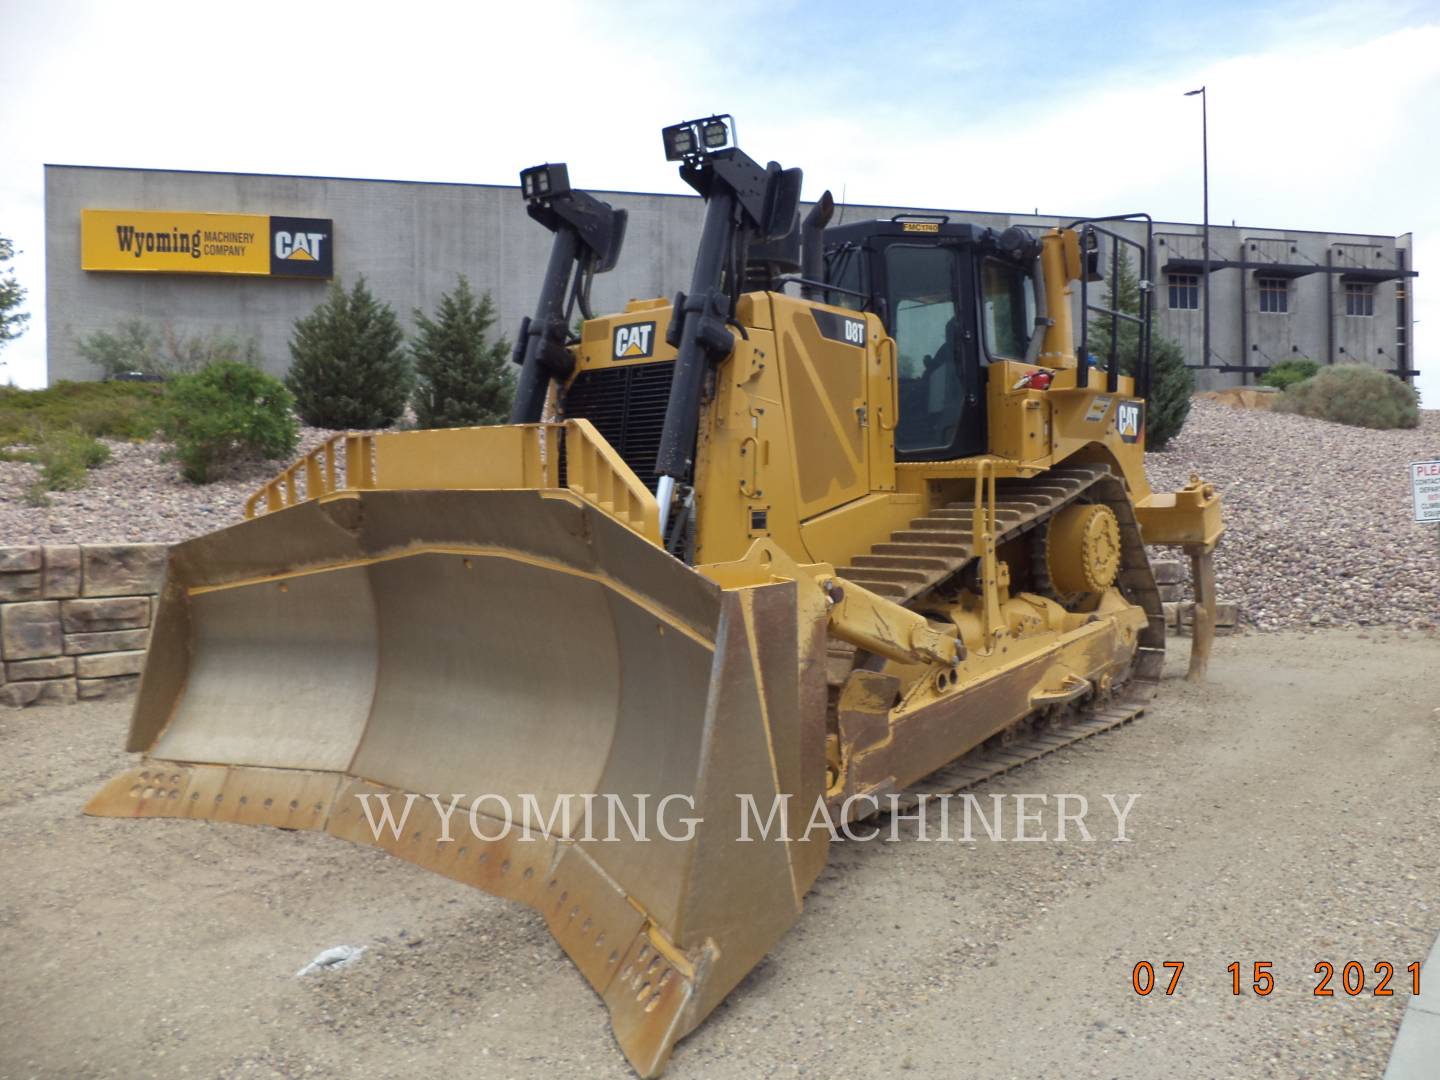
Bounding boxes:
560 361 675 484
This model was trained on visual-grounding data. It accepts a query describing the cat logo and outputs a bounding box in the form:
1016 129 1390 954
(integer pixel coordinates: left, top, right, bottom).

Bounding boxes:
1116 400 1144 443
613 321 656 360
267 216 333 278
274 230 325 262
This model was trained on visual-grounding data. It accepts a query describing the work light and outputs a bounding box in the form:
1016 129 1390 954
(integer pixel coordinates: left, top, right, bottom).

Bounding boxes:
519 163 571 203
662 115 735 161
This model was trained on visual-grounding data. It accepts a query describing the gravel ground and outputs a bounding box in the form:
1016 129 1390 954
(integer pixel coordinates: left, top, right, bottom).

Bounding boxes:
0 426 346 546
1 398 1436 630
1146 399 1440 630
1 631 1435 1079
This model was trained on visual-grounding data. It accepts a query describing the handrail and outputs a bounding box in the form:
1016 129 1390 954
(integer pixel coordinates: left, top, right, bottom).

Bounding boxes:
563 418 662 545
243 420 661 548
971 458 1002 652
877 334 900 432
245 433 374 519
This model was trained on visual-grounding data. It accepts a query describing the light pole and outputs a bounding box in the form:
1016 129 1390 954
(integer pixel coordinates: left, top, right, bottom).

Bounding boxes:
1185 86 1209 369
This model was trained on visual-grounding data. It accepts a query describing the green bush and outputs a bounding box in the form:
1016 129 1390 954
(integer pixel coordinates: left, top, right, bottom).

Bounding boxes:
160 361 299 483
76 320 262 378
1259 358 1319 390
34 427 111 490
286 277 411 429
411 276 514 427
1145 337 1195 450
0 380 163 445
1274 364 1420 430
1085 255 1194 449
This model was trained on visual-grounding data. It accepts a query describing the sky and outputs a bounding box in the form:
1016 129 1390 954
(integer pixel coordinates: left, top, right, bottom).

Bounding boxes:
1 0 1437 403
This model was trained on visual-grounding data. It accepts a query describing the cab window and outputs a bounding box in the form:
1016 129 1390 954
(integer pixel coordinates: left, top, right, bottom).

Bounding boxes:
980 259 1036 360
886 244 962 454
826 245 866 312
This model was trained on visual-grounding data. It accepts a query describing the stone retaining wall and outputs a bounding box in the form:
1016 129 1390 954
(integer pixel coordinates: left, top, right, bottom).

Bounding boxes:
1150 554 1242 635
0 544 165 707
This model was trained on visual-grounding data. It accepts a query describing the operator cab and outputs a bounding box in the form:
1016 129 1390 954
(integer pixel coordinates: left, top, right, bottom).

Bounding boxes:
822 217 1039 461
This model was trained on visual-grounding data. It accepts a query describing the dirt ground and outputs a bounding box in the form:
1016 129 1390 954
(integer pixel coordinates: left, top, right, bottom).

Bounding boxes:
2 629 1437 1080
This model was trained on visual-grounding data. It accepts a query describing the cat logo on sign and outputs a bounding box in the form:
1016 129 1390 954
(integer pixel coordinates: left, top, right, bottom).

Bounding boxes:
613 321 656 360
1116 400 1144 443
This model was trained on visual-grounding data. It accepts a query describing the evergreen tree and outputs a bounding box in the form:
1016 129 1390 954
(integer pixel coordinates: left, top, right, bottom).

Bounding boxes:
285 276 411 429
410 276 513 427
0 235 30 354
1085 253 1194 450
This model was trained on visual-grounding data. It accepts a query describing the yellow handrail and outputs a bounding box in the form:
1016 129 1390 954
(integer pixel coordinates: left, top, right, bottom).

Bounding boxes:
245 433 374 519
562 419 662 546
243 421 661 548
971 458 1002 651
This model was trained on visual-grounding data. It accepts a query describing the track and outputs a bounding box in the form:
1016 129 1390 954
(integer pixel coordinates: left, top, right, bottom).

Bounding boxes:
831 463 1167 807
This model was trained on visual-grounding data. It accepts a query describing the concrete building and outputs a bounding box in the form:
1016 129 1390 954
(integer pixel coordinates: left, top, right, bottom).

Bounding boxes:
44 164 1417 389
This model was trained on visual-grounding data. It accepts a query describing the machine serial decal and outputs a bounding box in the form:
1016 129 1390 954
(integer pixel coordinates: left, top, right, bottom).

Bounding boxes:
812 309 867 348
1084 395 1114 422
613 321 657 360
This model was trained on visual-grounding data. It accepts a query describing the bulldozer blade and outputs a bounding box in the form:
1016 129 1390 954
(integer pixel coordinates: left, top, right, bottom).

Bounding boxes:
86 489 831 1077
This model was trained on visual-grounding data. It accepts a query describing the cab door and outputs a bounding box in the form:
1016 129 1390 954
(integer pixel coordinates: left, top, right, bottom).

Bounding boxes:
882 243 987 460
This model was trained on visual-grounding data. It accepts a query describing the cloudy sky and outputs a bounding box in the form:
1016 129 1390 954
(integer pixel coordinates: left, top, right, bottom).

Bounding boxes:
1 0 1436 401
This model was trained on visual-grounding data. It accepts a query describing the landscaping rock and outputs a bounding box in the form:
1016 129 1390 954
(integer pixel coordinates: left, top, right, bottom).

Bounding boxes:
0 677 76 707
81 544 168 598
1 601 63 660
75 650 147 679
6 656 75 680
60 597 150 633
0 547 41 572
0 571 42 601
42 545 81 599
1147 399 1440 630
77 674 142 701
64 628 151 655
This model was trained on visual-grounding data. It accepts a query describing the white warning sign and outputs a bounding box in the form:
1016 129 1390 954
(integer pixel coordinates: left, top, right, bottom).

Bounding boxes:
1412 460 1440 523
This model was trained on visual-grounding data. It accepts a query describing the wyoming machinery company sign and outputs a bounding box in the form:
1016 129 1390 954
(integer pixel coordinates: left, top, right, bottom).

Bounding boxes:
81 209 333 278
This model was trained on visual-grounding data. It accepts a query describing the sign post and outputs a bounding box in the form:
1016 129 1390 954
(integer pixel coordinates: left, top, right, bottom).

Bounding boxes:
1412 460 1440 556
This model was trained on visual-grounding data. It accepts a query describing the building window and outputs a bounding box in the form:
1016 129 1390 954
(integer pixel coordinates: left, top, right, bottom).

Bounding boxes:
1258 277 1288 314
1345 281 1374 317
1168 273 1199 310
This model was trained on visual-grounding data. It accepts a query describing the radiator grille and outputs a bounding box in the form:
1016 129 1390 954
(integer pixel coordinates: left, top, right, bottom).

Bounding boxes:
560 361 675 484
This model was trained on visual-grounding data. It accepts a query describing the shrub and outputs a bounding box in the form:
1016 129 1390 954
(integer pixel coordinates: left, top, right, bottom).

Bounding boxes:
76 320 262 378
160 361 299 483
286 277 411 429
1274 364 1420 430
1259 358 1319 390
411 276 513 428
1085 255 1194 449
0 380 163 445
1145 337 1195 450
34 427 111 490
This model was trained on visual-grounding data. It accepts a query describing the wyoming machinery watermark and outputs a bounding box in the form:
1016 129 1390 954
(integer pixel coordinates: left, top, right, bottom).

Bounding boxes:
353 791 1143 845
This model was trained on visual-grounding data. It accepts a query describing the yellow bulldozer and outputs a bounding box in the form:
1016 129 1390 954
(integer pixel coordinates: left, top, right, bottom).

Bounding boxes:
88 115 1223 1076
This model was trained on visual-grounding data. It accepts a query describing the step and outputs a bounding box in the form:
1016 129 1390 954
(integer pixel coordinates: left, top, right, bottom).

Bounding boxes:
850 554 954 571
906 516 977 534
835 577 909 599
891 529 974 544
874 541 974 559
837 565 930 584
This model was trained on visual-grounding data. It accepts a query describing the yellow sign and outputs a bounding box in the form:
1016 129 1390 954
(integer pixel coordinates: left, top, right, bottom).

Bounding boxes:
901 221 941 233
82 210 268 274
80 210 334 278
